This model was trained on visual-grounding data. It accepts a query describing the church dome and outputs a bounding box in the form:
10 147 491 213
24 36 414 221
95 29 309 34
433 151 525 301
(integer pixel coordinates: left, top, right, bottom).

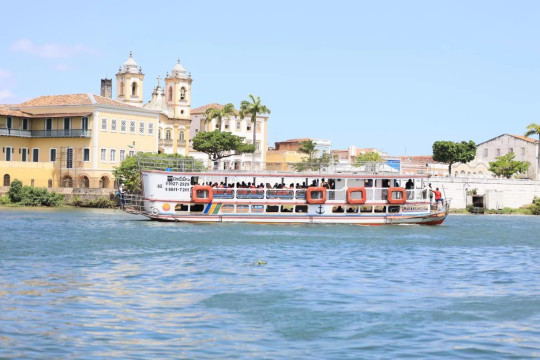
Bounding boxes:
171 59 188 79
123 51 139 74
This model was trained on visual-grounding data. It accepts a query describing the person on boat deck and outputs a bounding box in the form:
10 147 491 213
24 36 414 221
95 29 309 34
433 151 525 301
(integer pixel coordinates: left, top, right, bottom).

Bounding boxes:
119 183 126 210
335 206 344 213
433 188 443 206
405 179 414 189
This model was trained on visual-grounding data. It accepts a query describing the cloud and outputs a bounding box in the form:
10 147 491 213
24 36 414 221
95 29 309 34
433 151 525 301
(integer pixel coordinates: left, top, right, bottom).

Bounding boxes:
0 89 15 102
10 39 99 59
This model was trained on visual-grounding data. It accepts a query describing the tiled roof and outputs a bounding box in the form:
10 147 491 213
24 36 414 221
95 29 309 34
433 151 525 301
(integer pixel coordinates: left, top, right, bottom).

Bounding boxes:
17 94 140 109
277 138 311 143
0 105 31 117
511 134 537 144
191 103 224 114
400 155 436 163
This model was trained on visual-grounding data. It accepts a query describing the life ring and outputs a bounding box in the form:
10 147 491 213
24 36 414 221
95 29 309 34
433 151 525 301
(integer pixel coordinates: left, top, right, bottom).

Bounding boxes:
151 207 159 215
346 187 367 204
306 187 326 204
192 185 213 203
387 187 406 204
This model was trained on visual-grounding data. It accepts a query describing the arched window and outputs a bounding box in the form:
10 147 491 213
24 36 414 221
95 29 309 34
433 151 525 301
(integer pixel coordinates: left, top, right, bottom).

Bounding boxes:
80 176 89 188
99 176 109 188
62 175 73 188
120 81 124 94
131 82 137 96
179 131 185 141
180 87 186 100
168 87 173 101
3 174 10 186
166 130 172 140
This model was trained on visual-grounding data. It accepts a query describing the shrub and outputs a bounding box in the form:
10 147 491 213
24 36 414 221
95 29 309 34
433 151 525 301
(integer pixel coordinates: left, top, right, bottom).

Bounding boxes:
531 199 540 216
8 179 23 202
0 195 11 205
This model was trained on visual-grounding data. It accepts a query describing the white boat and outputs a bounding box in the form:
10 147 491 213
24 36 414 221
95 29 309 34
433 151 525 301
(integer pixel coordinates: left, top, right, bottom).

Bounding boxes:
124 157 449 225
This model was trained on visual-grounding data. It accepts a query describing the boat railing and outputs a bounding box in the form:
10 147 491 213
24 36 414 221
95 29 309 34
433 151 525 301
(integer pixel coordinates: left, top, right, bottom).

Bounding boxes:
123 193 145 212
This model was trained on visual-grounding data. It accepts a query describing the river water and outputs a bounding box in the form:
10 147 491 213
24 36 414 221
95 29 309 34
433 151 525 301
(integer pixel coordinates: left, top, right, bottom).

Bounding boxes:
0 208 539 359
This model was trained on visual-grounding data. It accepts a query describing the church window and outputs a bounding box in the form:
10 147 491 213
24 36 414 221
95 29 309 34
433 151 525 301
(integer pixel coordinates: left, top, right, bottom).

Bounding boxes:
168 87 173 101
129 120 136 134
101 118 107 131
148 122 154 135
179 131 185 141
131 82 138 96
120 81 124 95
166 130 172 140
180 87 186 100
111 119 117 132
139 121 145 135
120 119 127 133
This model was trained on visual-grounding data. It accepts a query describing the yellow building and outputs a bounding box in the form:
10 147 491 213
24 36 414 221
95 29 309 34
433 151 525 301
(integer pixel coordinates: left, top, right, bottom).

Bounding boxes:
0 94 159 188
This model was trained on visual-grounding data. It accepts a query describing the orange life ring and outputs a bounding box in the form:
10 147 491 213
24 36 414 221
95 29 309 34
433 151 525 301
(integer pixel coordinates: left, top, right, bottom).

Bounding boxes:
192 185 213 203
346 187 367 204
387 187 406 204
306 187 326 204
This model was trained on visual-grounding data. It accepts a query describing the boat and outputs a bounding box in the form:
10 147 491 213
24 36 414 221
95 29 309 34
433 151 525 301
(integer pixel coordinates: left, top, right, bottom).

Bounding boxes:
123 157 450 225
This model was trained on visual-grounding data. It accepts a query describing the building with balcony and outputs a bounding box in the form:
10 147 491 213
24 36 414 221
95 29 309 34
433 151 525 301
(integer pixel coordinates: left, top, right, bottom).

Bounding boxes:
190 103 268 169
0 94 159 188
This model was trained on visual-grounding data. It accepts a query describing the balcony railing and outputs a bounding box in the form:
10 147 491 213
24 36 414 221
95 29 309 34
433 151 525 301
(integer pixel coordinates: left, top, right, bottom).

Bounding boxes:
0 128 91 138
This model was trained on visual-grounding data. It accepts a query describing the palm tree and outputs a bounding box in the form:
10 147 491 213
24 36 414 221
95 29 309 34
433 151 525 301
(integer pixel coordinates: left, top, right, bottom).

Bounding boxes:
298 139 317 163
239 95 271 166
525 123 540 179
204 103 236 132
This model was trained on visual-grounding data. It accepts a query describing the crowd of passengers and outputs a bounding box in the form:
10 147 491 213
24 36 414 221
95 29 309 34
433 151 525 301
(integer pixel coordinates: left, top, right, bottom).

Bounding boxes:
194 178 337 190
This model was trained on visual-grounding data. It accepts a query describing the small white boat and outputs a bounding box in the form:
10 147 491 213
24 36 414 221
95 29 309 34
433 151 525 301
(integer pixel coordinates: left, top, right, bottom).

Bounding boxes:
124 157 449 225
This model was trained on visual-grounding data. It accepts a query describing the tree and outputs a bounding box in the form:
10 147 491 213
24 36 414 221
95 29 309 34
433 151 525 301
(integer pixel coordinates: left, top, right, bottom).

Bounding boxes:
238 95 271 165
298 139 317 161
295 153 334 172
432 140 476 176
354 151 383 165
524 123 540 178
204 103 236 132
192 130 255 162
489 152 530 179
114 153 203 193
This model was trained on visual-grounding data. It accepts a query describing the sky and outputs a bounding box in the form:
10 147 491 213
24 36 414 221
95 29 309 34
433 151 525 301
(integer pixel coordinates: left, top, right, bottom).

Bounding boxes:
1 0 539 156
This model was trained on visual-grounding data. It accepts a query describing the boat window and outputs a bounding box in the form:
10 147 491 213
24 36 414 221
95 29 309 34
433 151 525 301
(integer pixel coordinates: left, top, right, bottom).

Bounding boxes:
374 206 386 213
175 204 189 212
191 176 199 185
364 179 373 187
190 204 204 212
266 205 279 213
295 205 308 213
388 206 400 213
281 205 294 213
346 206 358 213
332 206 345 213
382 179 390 188
237 205 249 213
360 205 372 213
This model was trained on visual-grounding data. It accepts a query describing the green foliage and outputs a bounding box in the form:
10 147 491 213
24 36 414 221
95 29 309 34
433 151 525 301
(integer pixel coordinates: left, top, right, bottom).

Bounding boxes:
294 153 334 172
466 204 474 213
192 130 255 161
5 179 63 206
8 179 23 202
354 151 383 165
0 195 11 205
239 95 271 155
432 140 476 175
531 198 540 215
489 152 530 179
114 153 204 193
298 140 317 160
204 103 236 131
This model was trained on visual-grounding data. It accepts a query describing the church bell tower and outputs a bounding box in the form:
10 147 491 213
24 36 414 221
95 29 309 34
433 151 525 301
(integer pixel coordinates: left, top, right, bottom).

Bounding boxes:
164 59 192 119
115 51 144 107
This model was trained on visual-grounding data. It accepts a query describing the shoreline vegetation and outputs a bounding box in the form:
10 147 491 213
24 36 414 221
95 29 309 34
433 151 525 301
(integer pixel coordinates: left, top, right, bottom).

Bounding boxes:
2 179 539 215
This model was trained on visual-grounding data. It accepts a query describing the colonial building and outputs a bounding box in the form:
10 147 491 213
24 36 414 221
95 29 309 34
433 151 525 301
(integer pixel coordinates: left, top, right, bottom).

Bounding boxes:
114 53 193 156
265 138 330 171
190 103 268 169
455 134 538 179
0 94 159 188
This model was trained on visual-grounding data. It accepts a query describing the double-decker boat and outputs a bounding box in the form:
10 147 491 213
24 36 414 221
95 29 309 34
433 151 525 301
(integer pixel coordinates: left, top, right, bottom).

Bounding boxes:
124 157 449 225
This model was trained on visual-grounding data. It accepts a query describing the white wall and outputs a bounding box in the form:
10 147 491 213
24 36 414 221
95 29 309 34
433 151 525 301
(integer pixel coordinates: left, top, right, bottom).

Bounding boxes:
430 176 540 209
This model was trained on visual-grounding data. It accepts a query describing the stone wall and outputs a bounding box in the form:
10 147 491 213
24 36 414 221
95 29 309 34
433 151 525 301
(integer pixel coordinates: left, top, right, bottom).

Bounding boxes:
430 177 540 209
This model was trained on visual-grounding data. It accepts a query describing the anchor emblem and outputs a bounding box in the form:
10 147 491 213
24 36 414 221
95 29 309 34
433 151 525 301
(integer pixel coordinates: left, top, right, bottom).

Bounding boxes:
315 204 325 215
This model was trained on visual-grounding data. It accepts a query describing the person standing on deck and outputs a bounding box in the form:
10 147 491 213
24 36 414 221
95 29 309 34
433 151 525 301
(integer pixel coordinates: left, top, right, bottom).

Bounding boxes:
119 183 126 210
433 188 443 208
